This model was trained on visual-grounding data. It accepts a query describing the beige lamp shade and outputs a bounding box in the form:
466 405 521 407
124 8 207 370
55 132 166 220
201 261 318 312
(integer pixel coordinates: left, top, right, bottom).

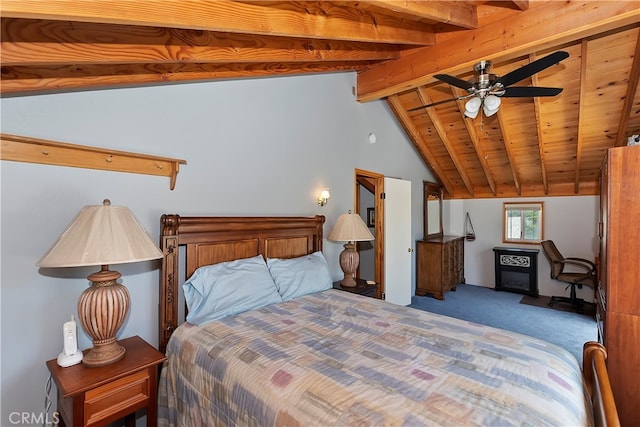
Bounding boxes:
38 199 162 367
327 211 375 243
328 211 374 288
38 199 162 267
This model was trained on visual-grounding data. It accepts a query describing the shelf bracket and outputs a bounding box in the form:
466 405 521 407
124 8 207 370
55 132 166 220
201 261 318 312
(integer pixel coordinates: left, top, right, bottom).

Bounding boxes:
0 133 187 190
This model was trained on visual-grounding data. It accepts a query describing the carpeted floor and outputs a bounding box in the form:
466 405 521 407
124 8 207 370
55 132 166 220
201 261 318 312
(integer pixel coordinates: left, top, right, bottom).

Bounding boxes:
410 284 597 364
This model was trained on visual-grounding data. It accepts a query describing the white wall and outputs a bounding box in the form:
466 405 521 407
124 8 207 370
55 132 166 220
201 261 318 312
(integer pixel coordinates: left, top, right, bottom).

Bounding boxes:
445 196 599 299
0 72 433 425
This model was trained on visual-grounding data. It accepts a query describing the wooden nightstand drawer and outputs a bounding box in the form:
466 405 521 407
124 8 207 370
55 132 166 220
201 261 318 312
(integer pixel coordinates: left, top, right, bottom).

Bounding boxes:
85 370 150 426
47 336 166 427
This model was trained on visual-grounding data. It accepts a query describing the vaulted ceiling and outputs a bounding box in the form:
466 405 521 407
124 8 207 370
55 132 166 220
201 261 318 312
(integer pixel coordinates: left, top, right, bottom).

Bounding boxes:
2 1 639 199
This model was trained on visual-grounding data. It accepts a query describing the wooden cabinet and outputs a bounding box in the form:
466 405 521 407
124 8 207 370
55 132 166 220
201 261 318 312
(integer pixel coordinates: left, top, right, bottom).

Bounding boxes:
597 145 640 427
46 336 166 427
416 236 465 300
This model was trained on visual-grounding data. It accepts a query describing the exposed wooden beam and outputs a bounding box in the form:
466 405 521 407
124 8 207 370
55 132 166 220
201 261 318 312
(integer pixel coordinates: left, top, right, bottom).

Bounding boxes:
451 86 496 195
386 95 455 195
496 108 521 195
0 18 401 67
363 1 478 29
510 0 529 11
0 62 367 96
357 1 640 101
614 28 640 147
417 87 474 196
0 0 436 45
575 40 588 194
356 176 376 194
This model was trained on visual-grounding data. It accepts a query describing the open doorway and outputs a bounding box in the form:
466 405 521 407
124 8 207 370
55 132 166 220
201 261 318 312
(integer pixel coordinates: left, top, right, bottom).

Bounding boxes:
355 169 384 298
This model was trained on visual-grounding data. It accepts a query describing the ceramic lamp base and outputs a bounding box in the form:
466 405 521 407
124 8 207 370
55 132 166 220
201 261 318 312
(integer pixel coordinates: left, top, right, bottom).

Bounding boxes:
338 242 359 287
82 340 126 367
78 267 130 367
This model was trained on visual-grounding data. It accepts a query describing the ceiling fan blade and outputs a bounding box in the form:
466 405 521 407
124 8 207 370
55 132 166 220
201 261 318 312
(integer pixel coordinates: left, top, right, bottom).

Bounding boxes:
495 51 569 88
501 86 564 97
407 95 471 112
434 74 475 90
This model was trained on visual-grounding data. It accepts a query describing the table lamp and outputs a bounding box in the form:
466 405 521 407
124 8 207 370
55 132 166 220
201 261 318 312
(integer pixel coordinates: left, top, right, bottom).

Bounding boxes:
328 211 375 287
38 199 163 367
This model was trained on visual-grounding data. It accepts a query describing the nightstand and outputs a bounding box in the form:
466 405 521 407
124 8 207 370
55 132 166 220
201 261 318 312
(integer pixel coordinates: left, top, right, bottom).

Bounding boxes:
333 278 378 298
46 335 166 427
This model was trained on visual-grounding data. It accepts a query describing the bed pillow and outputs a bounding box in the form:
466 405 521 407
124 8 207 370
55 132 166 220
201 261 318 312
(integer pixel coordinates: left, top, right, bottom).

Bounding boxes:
267 251 333 301
183 255 283 326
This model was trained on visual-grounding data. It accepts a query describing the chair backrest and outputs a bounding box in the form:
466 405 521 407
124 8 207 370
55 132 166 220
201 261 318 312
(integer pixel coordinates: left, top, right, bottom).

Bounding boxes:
541 240 564 279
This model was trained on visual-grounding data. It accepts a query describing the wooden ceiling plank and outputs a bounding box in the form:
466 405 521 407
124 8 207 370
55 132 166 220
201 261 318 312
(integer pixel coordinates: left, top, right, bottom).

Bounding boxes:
575 40 588 194
496 108 521 195
614 28 640 147
451 86 496 195
0 18 400 66
417 87 474 196
529 54 548 195
364 1 478 29
357 1 640 101
386 95 455 195
0 0 436 45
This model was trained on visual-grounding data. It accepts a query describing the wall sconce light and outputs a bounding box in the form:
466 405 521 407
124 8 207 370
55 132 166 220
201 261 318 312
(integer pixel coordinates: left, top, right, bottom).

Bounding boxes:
317 188 330 207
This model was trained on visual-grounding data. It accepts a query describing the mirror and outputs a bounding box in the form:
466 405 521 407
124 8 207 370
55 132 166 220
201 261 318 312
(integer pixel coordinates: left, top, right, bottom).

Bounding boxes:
423 181 443 238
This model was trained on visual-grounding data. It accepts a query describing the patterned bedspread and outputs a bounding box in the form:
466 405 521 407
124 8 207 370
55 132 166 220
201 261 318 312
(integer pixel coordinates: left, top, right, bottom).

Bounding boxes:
158 289 592 426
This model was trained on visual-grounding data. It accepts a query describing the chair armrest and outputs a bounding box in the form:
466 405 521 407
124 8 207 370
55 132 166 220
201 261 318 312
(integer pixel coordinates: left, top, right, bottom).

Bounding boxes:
564 257 596 273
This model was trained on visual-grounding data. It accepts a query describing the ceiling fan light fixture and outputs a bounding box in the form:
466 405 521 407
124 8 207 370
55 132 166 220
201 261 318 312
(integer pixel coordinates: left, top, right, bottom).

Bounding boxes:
484 95 501 110
465 108 480 119
410 51 568 117
465 97 481 118
483 105 499 117
483 95 501 117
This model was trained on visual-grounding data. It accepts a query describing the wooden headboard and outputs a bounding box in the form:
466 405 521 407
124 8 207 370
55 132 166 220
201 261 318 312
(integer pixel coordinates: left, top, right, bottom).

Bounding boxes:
159 214 325 352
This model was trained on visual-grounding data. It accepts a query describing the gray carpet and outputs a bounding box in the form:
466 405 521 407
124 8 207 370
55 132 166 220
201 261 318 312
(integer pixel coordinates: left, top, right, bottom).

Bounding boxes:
410 284 597 364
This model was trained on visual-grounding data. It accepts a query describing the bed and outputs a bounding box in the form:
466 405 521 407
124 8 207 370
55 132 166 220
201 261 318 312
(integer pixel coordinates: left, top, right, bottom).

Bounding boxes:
157 214 619 427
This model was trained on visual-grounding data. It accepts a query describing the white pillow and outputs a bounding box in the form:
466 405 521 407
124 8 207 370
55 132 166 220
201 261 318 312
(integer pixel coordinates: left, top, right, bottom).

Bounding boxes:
183 255 283 326
267 251 333 301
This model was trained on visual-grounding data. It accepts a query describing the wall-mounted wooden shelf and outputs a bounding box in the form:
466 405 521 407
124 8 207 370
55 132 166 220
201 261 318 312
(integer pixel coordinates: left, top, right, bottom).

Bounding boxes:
0 133 187 190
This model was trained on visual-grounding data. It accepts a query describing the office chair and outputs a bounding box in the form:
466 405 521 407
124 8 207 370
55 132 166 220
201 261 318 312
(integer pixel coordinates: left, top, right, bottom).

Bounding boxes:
540 240 596 314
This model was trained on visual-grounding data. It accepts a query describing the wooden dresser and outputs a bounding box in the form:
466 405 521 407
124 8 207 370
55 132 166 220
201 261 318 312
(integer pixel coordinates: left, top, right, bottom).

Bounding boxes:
597 145 640 427
416 236 465 300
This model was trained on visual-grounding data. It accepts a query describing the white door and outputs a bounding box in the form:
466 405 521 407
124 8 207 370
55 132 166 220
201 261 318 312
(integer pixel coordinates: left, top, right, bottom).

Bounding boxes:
384 177 412 305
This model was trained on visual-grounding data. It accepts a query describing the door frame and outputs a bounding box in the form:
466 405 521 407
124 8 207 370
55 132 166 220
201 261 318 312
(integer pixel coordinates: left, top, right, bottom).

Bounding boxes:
355 168 384 298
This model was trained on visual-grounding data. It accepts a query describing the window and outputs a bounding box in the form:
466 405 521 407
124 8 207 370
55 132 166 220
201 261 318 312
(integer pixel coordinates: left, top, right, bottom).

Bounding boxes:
503 202 544 244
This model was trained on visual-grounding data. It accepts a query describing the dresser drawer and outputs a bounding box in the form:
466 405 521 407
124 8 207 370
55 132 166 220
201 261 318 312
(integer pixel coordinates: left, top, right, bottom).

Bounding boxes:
84 370 150 426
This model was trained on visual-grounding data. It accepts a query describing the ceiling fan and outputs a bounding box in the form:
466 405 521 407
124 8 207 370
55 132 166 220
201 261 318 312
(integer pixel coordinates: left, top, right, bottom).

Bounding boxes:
408 50 569 118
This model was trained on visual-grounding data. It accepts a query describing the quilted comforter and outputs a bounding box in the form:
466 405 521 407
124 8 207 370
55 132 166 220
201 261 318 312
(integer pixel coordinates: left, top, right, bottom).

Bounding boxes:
158 289 591 426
